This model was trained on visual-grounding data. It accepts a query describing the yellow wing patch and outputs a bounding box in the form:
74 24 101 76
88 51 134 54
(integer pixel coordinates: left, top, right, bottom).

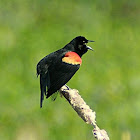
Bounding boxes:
62 52 82 65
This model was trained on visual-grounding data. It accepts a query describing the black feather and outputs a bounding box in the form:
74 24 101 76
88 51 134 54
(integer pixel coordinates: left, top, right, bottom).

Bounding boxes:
36 36 93 108
46 63 80 98
40 74 46 108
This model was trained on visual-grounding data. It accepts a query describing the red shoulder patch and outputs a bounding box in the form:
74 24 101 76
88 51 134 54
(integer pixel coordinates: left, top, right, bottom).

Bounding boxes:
62 52 82 65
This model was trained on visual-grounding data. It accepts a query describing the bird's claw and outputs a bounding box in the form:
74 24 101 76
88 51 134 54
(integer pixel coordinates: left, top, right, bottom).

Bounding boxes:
64 84 70 90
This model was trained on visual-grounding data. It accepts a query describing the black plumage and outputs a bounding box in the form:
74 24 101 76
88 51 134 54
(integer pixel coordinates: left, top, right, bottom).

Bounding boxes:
37 36 94 108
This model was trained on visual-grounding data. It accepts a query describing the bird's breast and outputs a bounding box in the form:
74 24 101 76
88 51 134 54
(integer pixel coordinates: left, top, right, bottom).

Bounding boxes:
62 51 82 65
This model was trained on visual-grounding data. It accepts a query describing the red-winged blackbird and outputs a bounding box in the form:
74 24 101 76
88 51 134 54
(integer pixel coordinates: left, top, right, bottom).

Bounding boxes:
37 36 94 108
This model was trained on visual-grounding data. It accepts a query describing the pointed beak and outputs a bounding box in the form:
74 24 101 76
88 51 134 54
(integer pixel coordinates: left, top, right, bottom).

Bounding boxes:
88 40 95 42
86 46 94 51
86 40 95 51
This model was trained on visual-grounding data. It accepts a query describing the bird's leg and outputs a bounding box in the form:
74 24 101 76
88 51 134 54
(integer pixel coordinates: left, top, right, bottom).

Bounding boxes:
44 88 47 96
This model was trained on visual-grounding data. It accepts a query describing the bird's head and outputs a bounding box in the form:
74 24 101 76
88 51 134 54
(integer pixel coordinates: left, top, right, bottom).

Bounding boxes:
70 36 94 57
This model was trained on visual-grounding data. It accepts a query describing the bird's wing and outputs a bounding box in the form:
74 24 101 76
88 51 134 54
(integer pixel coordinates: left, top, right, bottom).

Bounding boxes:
36 53 57 108
46 60 80 98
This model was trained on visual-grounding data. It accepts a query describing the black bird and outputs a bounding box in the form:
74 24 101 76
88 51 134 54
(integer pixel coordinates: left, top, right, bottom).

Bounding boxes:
37 36 94 108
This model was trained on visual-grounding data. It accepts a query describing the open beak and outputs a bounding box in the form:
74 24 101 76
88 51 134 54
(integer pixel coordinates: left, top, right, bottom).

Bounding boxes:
86 40 95 51
88 40 95 42
86 46 94 51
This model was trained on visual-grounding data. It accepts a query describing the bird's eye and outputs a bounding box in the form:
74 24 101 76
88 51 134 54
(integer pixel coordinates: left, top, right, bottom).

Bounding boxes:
83 40 86 45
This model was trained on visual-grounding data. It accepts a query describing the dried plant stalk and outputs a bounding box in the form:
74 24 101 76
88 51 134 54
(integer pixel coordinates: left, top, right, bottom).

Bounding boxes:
59 85 110 140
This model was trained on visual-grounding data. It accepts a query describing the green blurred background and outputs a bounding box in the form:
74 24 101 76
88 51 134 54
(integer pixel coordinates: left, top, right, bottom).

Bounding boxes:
0 0 140 140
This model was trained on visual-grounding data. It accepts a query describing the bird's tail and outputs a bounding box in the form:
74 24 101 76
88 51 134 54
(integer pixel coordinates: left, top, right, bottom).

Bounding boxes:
40 74 47 108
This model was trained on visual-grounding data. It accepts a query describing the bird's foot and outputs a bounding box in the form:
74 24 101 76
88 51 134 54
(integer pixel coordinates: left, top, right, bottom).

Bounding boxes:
59 85 70 98
64 84 70 90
